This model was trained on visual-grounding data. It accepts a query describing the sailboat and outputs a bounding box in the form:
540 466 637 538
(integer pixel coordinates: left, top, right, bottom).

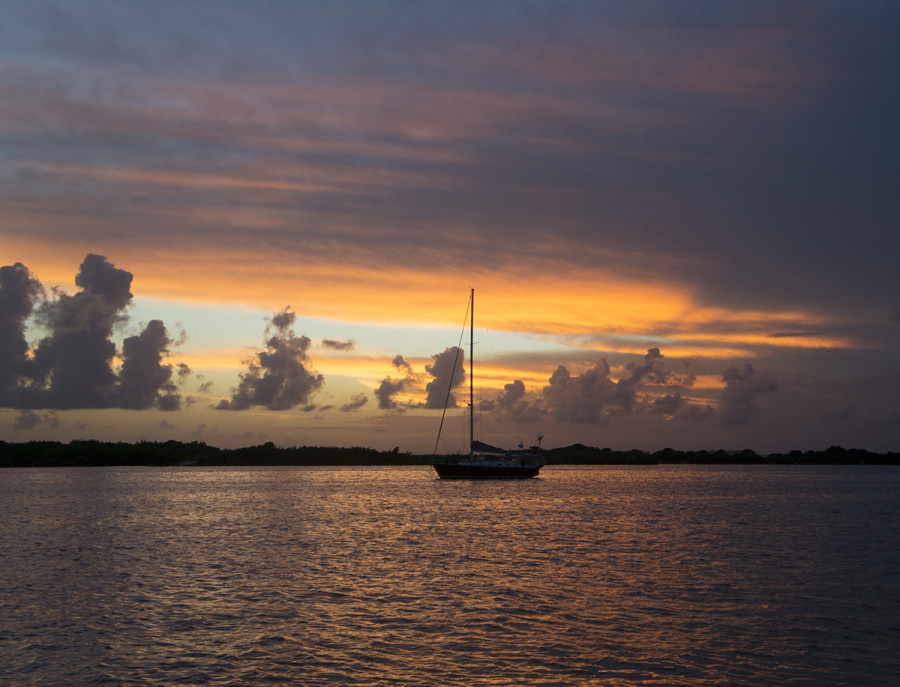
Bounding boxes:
431 289 546 479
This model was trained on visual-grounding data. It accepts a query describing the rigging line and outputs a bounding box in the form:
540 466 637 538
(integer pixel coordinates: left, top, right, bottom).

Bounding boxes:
432 291 472 458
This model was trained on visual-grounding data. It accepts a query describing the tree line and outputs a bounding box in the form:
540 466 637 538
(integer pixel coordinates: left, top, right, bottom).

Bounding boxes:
0 440 897 467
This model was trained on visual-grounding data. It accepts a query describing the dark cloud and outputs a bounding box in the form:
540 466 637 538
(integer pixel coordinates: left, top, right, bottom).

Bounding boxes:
541 360 618 424
624 348 669 384
613 347 670 415
116 320 182 410
375 354 415 410
269 308 293 330
375 377 408 411
375 346 466 413
340 393 368 412
537 349 702 424
531 349 779 429
321 338 356 351
719 363 777 427
216 307 324 411
481 379 542 424
484 378 524 410
0 263 42 400
75 252 133 310
650 392 684 416
0 255 182 410
424 347 465 410
392 354 412 374
29 253 133 407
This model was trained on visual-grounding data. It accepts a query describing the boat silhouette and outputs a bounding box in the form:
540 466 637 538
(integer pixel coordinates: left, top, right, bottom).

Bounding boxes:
431 289 545 479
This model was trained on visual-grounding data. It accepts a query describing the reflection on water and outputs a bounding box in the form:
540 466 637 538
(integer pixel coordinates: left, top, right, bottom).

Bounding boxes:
1 465 898 685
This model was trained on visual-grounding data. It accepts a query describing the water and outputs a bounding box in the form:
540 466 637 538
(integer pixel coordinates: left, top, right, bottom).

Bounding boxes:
1 465 898 686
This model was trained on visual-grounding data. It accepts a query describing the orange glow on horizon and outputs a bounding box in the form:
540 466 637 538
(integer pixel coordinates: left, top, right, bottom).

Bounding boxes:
6 233 859 379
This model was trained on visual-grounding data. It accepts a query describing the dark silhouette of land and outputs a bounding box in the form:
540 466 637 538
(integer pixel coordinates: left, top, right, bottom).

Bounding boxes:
0 440 897 467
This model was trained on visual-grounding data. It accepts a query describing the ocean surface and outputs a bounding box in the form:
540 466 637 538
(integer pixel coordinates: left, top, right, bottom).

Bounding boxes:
1 464 898 686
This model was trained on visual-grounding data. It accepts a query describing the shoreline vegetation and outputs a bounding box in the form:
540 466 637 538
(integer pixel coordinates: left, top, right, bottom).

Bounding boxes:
1 440 898 468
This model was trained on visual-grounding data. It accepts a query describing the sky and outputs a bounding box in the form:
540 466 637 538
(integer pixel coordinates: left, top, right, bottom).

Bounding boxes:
2 1 899 454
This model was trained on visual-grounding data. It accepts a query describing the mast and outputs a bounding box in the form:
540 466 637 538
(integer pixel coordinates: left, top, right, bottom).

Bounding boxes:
469 288 474 458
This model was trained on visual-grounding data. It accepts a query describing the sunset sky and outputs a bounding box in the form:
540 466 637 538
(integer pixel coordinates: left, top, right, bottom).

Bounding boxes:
2 1 899 454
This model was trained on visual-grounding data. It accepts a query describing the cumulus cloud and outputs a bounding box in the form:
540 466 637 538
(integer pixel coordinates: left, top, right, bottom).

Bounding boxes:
612 347 670 415
216 307 324 410
481 379 543 423
485 378 525 410
536 349 702 424
424 346 465 409
375 348 466 411
0 262 42 400
0 255 183 410
116 320 182 410
624 347 669 385
33 254 130 400
375 354 415 410
541 359 618 424
719 363 777 426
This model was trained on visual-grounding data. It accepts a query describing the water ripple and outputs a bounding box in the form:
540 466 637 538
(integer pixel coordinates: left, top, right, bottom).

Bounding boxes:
1 465 898 685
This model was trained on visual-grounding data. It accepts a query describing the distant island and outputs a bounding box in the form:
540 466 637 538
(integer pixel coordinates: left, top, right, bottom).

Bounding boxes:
1 440 898 467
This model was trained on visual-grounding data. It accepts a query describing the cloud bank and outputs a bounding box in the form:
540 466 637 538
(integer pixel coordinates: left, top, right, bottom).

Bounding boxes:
476 348 766 430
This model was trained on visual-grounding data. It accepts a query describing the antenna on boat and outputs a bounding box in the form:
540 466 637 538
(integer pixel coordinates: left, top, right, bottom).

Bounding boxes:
469 287 474 460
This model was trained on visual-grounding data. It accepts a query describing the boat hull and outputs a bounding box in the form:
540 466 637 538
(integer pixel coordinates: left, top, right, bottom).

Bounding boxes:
432 463 541 479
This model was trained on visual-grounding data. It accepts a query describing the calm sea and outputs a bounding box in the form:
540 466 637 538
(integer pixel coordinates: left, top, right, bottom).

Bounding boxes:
1 464 898 686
